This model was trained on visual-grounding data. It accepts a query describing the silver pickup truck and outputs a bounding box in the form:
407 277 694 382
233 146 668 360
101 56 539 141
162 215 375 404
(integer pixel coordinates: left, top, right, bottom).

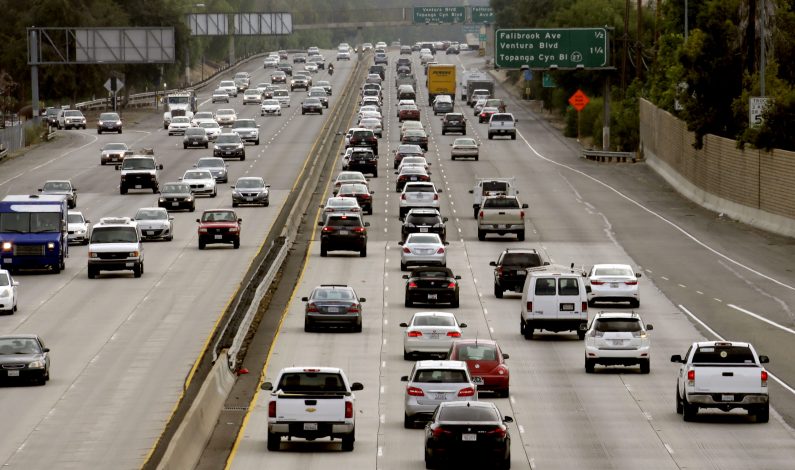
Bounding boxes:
488 113 517 140
262 367 363 451
477 195 528 241
671 341 770 422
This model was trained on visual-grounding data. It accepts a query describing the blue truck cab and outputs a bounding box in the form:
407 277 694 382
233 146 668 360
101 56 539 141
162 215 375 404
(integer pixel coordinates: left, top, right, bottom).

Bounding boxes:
0 195 69 273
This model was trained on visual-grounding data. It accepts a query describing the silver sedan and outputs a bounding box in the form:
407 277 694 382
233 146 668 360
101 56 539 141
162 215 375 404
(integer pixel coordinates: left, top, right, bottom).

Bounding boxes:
450 138 479 161
398 233 447 271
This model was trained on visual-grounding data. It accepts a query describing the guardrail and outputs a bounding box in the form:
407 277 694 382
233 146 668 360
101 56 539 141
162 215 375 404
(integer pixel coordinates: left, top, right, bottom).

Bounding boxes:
582 149 638 163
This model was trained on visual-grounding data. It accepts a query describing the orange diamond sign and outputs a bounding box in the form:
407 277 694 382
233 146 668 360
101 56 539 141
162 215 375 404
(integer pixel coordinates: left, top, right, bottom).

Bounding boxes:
568 89 590 112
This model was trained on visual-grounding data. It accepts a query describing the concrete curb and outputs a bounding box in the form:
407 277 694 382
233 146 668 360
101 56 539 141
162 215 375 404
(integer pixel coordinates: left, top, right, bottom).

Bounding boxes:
645 150 795 238
156 350 236 470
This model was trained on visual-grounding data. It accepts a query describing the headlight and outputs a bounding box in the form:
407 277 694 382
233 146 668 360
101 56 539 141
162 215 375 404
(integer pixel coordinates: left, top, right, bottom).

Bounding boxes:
159 197 165 202
129 251 139 257
1 241 12 251
47 242 56 250
89 251 98 258
28 360 45 369
116 121 122 125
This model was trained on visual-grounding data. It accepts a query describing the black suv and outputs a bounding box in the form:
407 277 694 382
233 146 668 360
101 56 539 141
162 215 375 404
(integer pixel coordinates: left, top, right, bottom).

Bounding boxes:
277 62 293 75
320 213 369 257
402 209 447 242
348 129 379 154
346 148 378 177
490 248 550 298
441 113 466 135
369 65 386 80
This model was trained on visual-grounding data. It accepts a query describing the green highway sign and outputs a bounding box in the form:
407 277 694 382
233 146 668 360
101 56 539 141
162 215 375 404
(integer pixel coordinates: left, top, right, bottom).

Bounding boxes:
479 33 487 41
495 28 609 69
463 24 480 34
413 7 466 24
470 6 495 24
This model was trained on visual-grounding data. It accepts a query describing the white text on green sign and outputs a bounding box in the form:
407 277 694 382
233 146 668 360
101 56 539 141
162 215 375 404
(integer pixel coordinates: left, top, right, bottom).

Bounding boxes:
495 28 609 69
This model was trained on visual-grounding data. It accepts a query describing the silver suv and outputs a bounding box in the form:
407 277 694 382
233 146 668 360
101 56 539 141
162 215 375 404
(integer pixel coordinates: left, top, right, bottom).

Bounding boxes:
401 360 477 428
87 218 144 278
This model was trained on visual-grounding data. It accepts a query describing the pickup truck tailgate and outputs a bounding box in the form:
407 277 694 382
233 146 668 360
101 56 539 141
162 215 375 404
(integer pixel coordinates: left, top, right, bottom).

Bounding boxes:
694 365 762 394
275 394 346 422
480 209 521 225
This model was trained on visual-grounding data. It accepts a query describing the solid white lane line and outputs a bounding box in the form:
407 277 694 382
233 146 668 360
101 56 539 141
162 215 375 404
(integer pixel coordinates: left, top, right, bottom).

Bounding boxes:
728 304 795 335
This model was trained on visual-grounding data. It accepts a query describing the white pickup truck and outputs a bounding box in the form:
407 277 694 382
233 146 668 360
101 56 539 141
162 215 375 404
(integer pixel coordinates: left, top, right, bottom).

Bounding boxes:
261 367 364 451
468 177 517 218
488 113 517 140
671 341 770 422
477 195 528 241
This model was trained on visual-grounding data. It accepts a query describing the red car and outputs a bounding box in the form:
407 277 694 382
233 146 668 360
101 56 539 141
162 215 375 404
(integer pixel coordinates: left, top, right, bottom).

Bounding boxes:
479 106 499 123
446 339 510 397
197 209 242 249
398 105 420 122
393 144 424 169
337 183 374 215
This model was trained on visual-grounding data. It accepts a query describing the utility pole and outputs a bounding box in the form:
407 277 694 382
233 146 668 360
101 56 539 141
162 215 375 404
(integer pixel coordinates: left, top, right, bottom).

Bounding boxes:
636 0 642 80
621 0 629 93
760 0 766 96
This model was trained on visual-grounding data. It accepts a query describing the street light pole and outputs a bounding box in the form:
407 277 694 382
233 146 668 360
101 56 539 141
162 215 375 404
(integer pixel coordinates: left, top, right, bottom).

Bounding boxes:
684 0 689 41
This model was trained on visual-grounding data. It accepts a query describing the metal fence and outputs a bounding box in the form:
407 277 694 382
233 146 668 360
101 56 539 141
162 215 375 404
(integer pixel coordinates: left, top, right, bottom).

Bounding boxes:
0 121 34 157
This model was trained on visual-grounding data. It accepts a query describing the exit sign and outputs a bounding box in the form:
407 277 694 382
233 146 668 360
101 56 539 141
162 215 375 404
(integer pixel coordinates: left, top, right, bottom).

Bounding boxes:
495 28 609 69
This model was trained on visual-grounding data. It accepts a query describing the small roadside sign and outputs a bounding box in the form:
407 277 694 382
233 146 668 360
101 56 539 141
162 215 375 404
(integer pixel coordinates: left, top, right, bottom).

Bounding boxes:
542 72 557 88
749 96 772 127
104 77 124 93
568 89 589 111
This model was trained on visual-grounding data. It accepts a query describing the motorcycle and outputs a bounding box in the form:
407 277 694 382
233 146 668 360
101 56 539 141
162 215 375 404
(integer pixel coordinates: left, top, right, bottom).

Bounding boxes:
328 65 334 76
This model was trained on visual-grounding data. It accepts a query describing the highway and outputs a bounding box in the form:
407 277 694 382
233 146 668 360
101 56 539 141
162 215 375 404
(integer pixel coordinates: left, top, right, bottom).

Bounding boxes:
0 52 357 468
226 48 795 470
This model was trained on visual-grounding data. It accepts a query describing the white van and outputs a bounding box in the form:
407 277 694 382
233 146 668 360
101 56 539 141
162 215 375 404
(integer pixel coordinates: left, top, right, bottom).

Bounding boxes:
520 267 589 340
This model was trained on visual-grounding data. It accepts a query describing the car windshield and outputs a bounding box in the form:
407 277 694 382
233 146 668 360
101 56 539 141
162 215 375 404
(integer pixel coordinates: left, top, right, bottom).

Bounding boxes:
103 143 127 151
274 91 288 97
91 226 138 243
122 159 155 170
64 111 82 117
305 99 321 104
200 122 220 130
455 139 477 146
692 345 756 364
217 134 241 144
0 338 41 355
277 372 346 393
195 112 213 119
456 345 498 361
407 235 439 244
163 184 190 193
438 406 499 422
216 110 234 116
263 100 279 106
413 315 454 327
135 209 167 220
185 129 205 136
593 267 634 277
413 369 467 383
233 120 256 128
245 90 260 95
593 318 641 333
0 212 60 233
43 182 70 191
201 211 236 222
171 117 190 123
99 113 119 120
220 81 235 87
184 171 211 180
197 159 223 168
235 179 264 189
67 214 84 223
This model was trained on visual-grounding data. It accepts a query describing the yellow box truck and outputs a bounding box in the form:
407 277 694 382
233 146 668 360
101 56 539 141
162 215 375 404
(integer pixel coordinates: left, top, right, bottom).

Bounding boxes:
427 64 457 103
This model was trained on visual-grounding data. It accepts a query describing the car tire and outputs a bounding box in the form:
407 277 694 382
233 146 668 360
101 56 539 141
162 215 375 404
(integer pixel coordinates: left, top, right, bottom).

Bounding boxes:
234 238 240 249
451 296 459 308
682 396 698 422
523 322 534 340
585 358 595 373
639 359 650 374
400 261 407 271
267 432 280 451
304 319 313 332
133 264 142 278
511 133 517 140
630 299 640 308
588 299 596 307
501 454 511 470
676 386 683 414
360 247 367 257
97 129 102 134
497 388 510 398
441 130 446 135
190 204 195 212
494 284 503 298
240 154 245 161
232 202 238 207
488 133 493 140
403 350 412 360
404 413 414 429
451 155 455 161
424 449 436 469
405 297 413 308
211 189 217 198
320 246 327 257
183 144 187 149
577 329 586 340
517 230 525 241
87 267 97 279
119 129 123 134
756 404 770 423
120 186 127 195
477 229 486 241
198 240 206 250
341 433 354 452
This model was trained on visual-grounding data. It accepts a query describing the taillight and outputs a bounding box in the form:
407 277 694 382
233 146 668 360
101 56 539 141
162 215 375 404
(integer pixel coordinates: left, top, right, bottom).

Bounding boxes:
407 330 422 337
401 194 406 200
625 280 638 285
268 400 276 418
353 227 366 233
345 401 354 418
486 427 507 438
526 301 532 311
432 426 452 438
447 331 461 338
433 194 439 200
590 280 605 285
403 247 411 253
408 281 418 289
447 282 456 289
479 210 484 218
307 303 319 312
520 210 525 218
496 266 503 274
761 370 768 387
582 302 588 312
322 226 335 233
457 387 475 397
407 386 425 396
687 370 695 384
347 305 360 313
436 247 445 254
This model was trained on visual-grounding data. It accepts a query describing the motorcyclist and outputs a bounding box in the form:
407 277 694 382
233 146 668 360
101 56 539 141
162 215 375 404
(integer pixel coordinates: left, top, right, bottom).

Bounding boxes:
328 63 335 76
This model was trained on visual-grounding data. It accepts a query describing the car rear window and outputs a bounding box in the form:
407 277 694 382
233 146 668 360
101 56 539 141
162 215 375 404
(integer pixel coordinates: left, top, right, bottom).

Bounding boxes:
352 130 374 139
413 369 468 383
278 372 346 392
483 198 519 209
491 114 513 122
413 315 454 327
502 253 542 267
535 278 557 296
593 267 634 276
456 345 498 361
481 181 508 193
558 278 580 295
406 214 440 225
593 318 641 333
692 345 756 364
405 185 434 193
438 406 499 422
328 217 362 227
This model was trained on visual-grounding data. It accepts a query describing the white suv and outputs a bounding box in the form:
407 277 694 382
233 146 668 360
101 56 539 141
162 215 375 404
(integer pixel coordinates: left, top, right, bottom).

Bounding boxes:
399 182 442 219
87 218 144 279
401 360 477 428
584 312 653 374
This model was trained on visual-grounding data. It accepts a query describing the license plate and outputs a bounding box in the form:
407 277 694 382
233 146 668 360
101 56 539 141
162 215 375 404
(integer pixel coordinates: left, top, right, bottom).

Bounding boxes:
517 269 527 275
462 434 477 441
561 303 575 311
497 224 507 229
327 307 339 313
7 370 19 377
419 228 429 232
225 151 231 155
721 394 734 402
3 258 11 263
246 197 253 201
428 294 437 300
135 185 142 189
172 202 179 207
433 393 446 400
339 230 349 235
410 177 417 181
472 376 484 384
429 333 440 339
612 339 625 345
146 231 154 235
214 235 222 240
610 282 620 288
303 423 318 431
126 262 134 267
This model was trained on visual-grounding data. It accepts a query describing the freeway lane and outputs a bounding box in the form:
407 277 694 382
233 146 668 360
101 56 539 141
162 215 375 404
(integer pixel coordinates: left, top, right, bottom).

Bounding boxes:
0 51 357 468
228 48 795 469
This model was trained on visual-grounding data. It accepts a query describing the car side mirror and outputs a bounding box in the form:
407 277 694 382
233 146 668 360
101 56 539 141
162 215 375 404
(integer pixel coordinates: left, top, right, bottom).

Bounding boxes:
42 347 50 353
238 219 243 223
193 164 198 167
115 165 121 170
645 324 653 331
454 275 461 280
158 164 164 170
85 220 90 223
670 355 683 363
370 190 375 194
394 171 399 175
400 376 409 382
585 285 592 294
260 382 273 391
503 416 514 423
364 222 370 227
449 143 453 146
317 221 323 226
169 217 174 221
522 203 529 208
195 219 200 223
489 261 497 266
350 382 364 391
443 241 449 246
399 322 408 328
442 217 448 222
543 261 550 265
468 190 473 193
402 274 409 279
759 355 770 364
12 280 19 287
459 323 467 328
636 272 642 278
502 353 509 360
301 296 309 302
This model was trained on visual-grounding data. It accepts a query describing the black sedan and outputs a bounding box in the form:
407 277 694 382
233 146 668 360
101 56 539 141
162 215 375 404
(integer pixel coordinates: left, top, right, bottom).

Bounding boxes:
302 284 365 332
158 182 196 212
0 334 50 385
403 267 460 308
424 401 512 469
302 98 324 115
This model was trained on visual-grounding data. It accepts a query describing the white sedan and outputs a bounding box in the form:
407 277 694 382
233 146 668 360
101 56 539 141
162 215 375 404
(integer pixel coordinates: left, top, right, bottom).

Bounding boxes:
400 311 467 359
450 138 479 161
398 233 447 271
134 207 174 242
319 197 361 225
0 269 19 314
167 116 191 135
587 264 641 308
260 99 282 116
199 121 222 140
67 210 90 245
180 169 217 197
